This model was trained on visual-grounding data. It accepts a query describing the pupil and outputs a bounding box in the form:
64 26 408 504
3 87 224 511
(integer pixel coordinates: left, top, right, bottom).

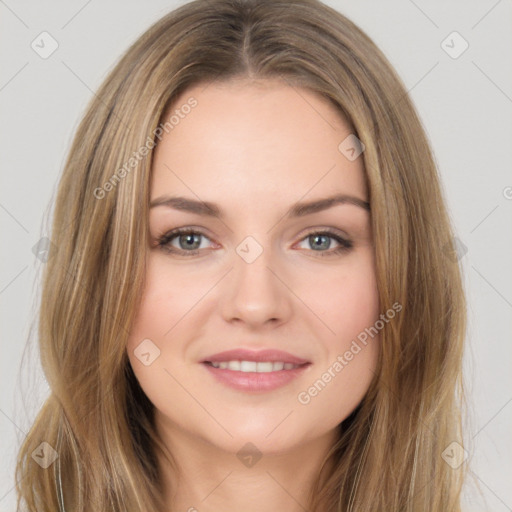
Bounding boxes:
180 234 200 250
311 234 330 250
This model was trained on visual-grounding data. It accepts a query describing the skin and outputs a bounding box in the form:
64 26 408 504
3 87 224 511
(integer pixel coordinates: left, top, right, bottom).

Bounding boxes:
126 78 380 512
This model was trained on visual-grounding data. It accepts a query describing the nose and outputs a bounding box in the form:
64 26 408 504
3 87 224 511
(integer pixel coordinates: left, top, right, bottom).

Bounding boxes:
220 242 293 329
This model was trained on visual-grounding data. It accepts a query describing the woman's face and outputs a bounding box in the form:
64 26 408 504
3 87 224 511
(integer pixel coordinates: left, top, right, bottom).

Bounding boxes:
126 78 380 456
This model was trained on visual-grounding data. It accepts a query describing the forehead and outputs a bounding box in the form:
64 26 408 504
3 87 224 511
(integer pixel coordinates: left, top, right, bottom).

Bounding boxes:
151 79 368 206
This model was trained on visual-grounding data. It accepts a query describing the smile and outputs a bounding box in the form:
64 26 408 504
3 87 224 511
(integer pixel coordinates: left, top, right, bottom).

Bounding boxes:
202 361 311 392
206 360 301 372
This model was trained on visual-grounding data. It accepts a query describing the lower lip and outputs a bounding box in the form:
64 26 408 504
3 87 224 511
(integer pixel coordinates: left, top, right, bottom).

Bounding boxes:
202 362 311 392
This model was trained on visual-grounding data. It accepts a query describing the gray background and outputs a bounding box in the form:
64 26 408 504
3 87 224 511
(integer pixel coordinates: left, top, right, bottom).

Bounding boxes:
1 1 511 510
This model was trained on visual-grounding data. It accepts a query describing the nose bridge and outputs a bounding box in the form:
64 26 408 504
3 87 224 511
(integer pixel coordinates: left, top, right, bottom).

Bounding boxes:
220 234 292 326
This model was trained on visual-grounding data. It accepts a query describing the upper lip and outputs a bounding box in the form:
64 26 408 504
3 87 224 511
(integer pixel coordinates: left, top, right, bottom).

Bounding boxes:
202 349 310 365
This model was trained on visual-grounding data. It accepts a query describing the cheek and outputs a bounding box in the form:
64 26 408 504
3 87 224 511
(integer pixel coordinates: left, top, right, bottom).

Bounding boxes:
127 255 197 345
127 286 169 349
125 259 198 418
294 252 380 418
125 260 181 385
304 250 380 342
126 253 216 391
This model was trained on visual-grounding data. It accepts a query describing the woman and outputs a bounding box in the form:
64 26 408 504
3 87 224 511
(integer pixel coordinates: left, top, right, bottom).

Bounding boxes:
15 0 467 510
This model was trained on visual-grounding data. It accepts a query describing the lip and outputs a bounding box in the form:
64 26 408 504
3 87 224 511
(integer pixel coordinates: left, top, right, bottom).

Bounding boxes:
202 361 311 392
202 348 310 365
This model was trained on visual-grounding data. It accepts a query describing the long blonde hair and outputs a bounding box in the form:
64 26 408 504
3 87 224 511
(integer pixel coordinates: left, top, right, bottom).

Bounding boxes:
15 0 467 510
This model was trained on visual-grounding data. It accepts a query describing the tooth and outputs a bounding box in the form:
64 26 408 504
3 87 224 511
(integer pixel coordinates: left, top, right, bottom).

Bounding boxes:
210 360 300 372
256 362 274 373
240 361 257 372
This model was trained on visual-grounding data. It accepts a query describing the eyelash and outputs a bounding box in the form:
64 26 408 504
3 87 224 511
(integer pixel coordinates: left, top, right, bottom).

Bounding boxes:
156 227 353 258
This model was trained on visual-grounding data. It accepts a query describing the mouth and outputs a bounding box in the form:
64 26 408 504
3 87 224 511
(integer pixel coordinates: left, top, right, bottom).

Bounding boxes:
201 355 311 392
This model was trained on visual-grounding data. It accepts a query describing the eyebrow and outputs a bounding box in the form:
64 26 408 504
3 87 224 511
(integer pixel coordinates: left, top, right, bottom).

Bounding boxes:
149 193 370 219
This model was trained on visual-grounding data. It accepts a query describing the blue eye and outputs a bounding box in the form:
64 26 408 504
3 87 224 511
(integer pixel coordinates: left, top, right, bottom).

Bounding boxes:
296 231 353 256
158 228 212 254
